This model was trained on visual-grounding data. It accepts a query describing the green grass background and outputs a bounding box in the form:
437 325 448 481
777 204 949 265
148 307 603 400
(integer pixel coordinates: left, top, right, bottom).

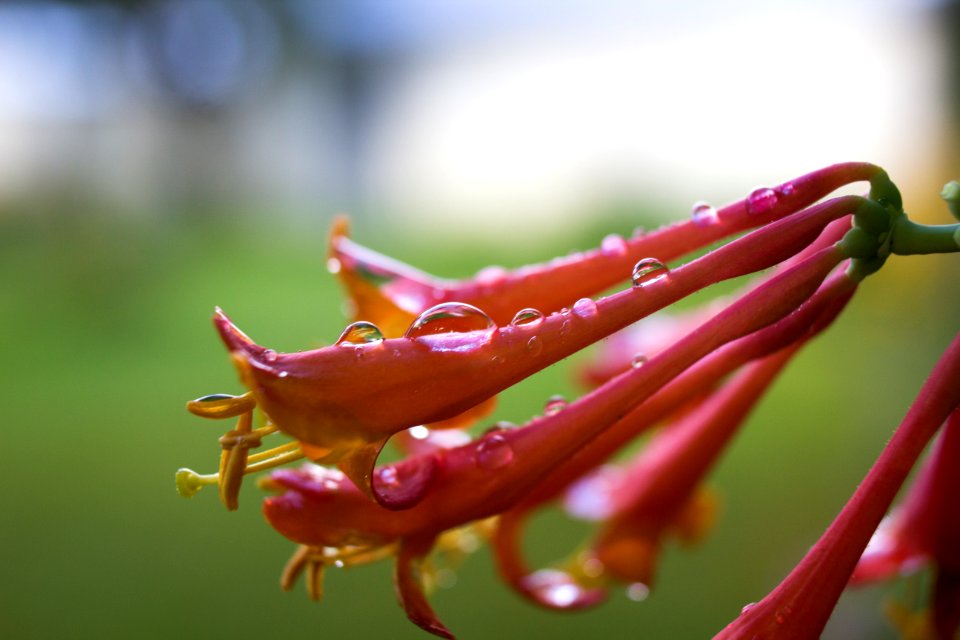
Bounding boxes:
1 201 956 639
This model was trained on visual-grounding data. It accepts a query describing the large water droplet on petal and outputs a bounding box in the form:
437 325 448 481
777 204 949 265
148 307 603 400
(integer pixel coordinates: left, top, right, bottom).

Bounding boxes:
631 353 648 368
631 259 669 288
691 201 718 227
601 233 628 256
572 297 598 319
527 335 543 356
404 302 496 351
544 395 568 416
746 187 778 216
511 308 544 328
475 433 514 470
336 321 385 346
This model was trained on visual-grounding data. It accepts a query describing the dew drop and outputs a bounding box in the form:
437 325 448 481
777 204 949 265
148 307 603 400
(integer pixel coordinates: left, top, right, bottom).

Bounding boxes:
484 421 517 435
524 570 583 608
378 466 399 487
527 335 543 356
572 297 598 319
626 583 650 602
601 233 628 256
631 353 648 368
404 302 496 347
333 559 345 568
746 187 778 216
741 602 756 614
631 258 669 288
475 433 514 470
409 425 430 440
278 371 289 378
475 266 508 285
778 183 796 197
263 349 278 363
511 308 544 328
335 321 385 346
560 307 571 316
544 395 568 416
691 200 718 227
326 257 342 274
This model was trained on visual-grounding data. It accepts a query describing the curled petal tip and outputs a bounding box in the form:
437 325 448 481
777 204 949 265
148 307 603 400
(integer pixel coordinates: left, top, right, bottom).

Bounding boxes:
212 308 257 355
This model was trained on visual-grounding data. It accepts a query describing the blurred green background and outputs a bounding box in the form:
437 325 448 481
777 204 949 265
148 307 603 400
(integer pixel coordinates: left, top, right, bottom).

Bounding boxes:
1 1 958 639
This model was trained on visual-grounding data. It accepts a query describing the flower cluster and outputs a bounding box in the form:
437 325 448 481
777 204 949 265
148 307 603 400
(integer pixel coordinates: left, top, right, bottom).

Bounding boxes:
176 164 960 638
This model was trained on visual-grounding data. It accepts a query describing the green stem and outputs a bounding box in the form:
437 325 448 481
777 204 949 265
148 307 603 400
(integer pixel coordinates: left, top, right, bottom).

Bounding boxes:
890 217 960 256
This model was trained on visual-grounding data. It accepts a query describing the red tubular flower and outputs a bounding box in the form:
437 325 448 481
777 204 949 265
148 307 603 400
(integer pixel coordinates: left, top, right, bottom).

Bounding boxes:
213 196 860 506
713 331 960 640
852 409 960 639
329 163 884 335
262 245 844 638
491 257 858 610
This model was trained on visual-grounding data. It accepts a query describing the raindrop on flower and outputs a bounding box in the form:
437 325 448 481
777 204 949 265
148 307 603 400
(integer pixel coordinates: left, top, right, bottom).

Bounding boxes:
741 602 756 614
544 395 568 416
527 335 543 356
378 466 399 487
626 583 650 602
475 433 514 470
263 349 278 363
746 187 778 216
335 321 385 346
691 201 718 227
631 258 669 288
601 233 628 256
404 302 496 350
572 297 598 319
778 183 796 197
631 353 648 368
333 559 345 568
511 308 544 328
523 570 583 608
326 257 342 274
409 425 430 440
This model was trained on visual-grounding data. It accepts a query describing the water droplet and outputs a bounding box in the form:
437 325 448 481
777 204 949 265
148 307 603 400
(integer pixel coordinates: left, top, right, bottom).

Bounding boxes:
278 371 289 378
778 183 796 197
263 349 278 363
572 297 598 319
409 425 430 440
544 395 568 416
475 433 514 470
631 258 669 288
601 233 628 256
511 308 544 327
484 421 517 435
326 257 342 274
527 335 543 356
378 466 399 487
335 321 385 346
559 319 572 341
741 602 756 614
404 302 496 348
524 570 583 608
691 201 718 227
475 266 507 285
631 353 648 368
560 307 571 316
626 582 650 602
746 187 778 216
333 559 345 568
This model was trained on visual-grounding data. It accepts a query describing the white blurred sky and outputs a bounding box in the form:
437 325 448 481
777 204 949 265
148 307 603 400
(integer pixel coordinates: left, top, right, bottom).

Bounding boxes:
0 0 950 238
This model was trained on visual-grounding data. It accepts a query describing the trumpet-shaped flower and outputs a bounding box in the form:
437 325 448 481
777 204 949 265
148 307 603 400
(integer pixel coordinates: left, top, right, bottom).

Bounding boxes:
713 331 960 640
328 163 885 335
852 409 960 639
187 195 861 509
261 245 845 637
